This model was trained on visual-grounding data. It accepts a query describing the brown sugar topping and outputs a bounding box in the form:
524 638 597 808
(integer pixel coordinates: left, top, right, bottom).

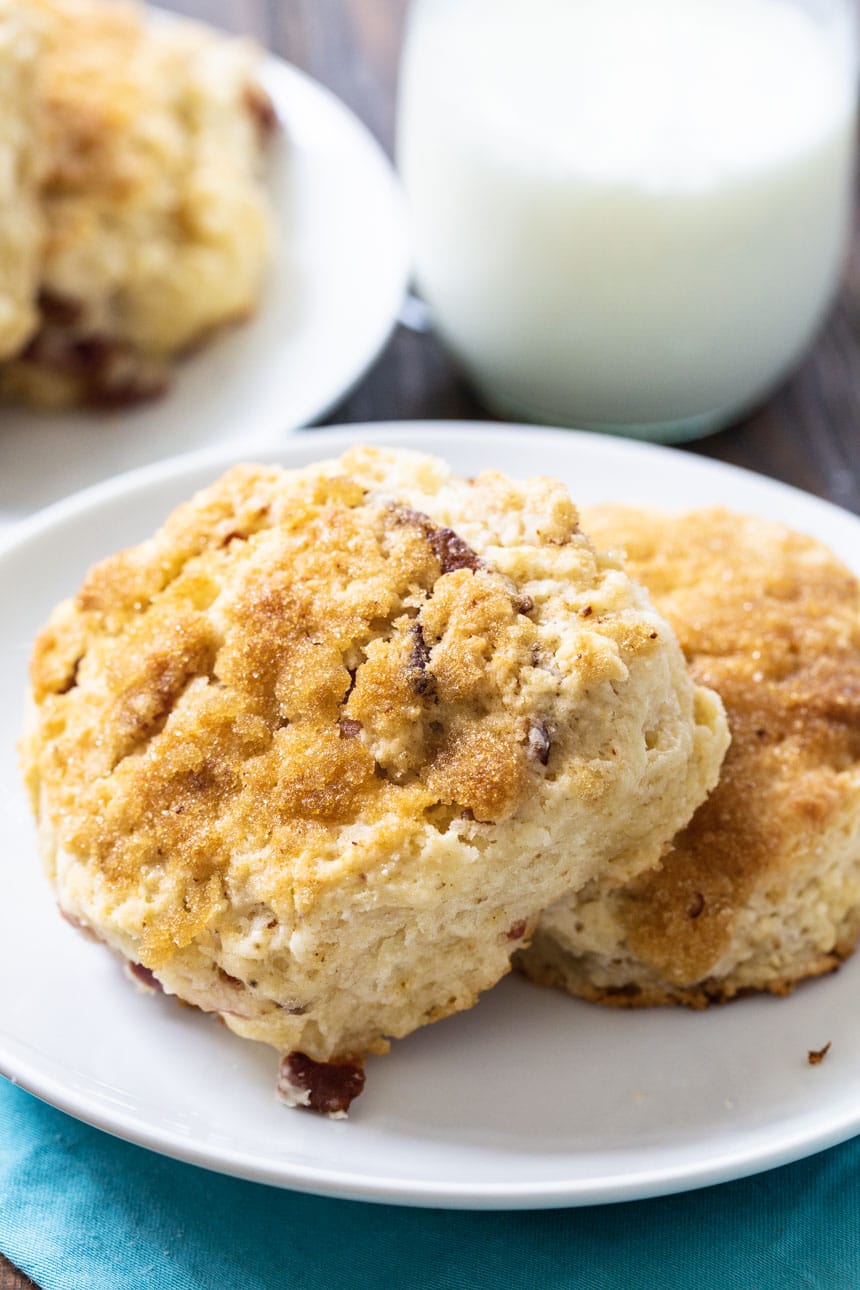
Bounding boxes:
26 463 555 963
583 505 860 986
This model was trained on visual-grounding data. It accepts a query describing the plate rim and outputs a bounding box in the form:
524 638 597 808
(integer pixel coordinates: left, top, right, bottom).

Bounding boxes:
2 419 858 556
3 420 860 1210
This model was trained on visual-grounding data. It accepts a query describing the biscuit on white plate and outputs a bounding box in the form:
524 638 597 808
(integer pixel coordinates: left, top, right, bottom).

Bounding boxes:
1 0 274 408
520 506 860 1008
0 0 43 360
21 448 727 1113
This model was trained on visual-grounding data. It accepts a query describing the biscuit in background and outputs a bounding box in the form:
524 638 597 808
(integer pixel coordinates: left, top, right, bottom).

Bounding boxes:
0 0 43 359
21 448 727 1113
520 506 860 1008
0 0 275 408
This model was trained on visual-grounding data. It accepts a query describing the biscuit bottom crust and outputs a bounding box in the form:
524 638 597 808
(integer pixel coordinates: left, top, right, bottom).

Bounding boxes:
518 923 858 1010
520 506 860 1007
22 450 727 1087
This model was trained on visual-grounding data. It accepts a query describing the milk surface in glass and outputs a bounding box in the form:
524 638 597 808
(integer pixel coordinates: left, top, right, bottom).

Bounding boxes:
398 0 857 439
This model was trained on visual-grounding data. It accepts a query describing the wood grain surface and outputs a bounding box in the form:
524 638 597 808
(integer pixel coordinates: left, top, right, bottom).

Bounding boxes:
3 2 859 1286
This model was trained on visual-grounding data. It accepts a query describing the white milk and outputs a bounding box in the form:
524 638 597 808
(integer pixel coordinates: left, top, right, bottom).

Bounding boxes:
398 0 857 438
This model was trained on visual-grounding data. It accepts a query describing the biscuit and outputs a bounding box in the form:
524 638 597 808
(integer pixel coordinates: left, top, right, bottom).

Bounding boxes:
0 0 274 407
0 1 43 359
21 449 727 1111
520 506 860 1007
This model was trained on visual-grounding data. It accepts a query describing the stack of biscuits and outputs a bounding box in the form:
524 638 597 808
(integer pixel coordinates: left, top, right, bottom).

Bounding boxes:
20 447 860 1115
0 0 274 408
21 445 729 1112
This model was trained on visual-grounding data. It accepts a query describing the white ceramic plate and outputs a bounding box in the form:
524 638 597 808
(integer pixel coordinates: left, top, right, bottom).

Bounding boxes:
0 57 409 523
2 423 859 1210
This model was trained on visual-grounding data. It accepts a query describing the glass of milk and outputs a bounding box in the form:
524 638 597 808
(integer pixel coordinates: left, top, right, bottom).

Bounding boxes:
397 0 857 441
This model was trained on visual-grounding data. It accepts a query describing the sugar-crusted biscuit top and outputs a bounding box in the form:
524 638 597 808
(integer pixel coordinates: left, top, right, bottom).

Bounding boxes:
23 448 727 1073
579 505 860 986
28 449 658 954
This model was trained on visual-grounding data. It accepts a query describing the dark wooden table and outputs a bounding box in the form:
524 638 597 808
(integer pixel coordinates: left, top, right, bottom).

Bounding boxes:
3 3 859 1287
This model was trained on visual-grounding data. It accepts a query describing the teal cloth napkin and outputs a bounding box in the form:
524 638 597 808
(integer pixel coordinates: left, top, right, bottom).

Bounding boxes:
1 1077 858 1290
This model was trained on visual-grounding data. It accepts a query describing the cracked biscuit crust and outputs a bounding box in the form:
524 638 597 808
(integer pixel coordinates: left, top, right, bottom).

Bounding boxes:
523 506 860 1007
22 448 727 1085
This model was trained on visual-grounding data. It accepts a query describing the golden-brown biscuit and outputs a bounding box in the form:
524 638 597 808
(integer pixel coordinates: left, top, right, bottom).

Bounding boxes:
0 0 274 407
0 0 43 359
21 449 728 1112
520 506 860 1007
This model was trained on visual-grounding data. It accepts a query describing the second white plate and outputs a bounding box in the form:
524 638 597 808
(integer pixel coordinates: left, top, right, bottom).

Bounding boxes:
0 53 409 522
1 423 859 1209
